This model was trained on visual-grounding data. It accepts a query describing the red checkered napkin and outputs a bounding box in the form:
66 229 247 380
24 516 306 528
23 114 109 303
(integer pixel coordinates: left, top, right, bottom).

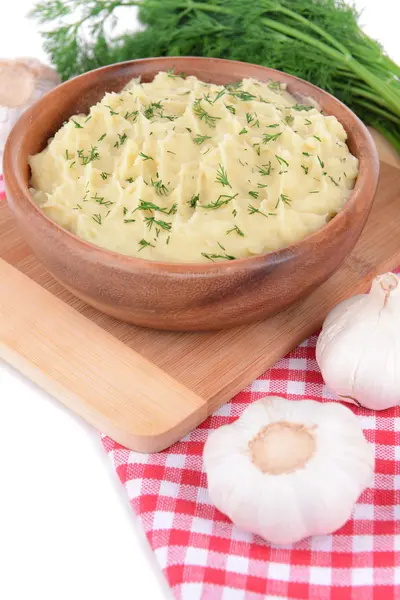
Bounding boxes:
1 177 399 599
102 331 400 600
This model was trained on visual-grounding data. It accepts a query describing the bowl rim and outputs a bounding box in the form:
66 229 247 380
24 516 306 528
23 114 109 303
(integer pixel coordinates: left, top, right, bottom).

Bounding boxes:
3 56 380 274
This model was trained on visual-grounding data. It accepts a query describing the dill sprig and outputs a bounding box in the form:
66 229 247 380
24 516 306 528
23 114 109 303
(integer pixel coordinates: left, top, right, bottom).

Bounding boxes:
139 152 153 160
257 162 272 176
193 134 211 145
192 98 221 128
275 193 292 208
138 239 155 252
200 192 238 209
151 177 169 196
248 205 274 218
188 193 200 208
77 145 100 166
262 132 282 144
226 225 244 237
202 251 236 261
145 216 172 231
215 164 231 188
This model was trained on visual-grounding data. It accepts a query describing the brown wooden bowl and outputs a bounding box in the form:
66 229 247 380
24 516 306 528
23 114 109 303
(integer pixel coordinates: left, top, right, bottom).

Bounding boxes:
3 57 379 331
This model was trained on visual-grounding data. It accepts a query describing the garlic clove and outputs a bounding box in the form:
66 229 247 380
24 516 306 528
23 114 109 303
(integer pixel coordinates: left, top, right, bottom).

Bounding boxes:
203 396 373 545
317 272 400 410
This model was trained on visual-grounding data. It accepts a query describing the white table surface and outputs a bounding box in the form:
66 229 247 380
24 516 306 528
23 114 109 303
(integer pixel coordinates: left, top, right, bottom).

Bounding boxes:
0 2 398 599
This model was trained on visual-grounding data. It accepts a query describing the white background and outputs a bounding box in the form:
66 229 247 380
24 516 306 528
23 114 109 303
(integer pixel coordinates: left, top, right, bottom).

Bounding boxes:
0 2 398 599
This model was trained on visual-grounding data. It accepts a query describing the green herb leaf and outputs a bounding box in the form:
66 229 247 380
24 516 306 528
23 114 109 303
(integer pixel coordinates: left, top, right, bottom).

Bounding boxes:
301 164 309 175
292 104 314 112
262 132 282 144
249 191 259 199
239 128 247 135
215 163 231 188
201 252 236 261
193 98 221 128
188 193 200 208
225 104 236 114
71 119 83 128
317 155 325 168
138 239 155 251
275 154 289 167
226 224 244 237
193 134 211 145
139 152 153 160
200 192 238 209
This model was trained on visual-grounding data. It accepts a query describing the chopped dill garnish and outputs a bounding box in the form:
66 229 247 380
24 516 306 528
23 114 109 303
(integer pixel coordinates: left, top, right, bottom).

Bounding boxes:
151 177 169 196
275 193 292 208
186 127 192 133
167 150 176 155
253 143 261 156
292 104 314 111
166 68 185 79
302 152 312 157
126 177 134 183
262 132 282 144
200 192 238 209
246 112 259 127
77 145 100 166
228 91 256 102
248 205 273 218
202 251 236 261
284 114 295 126
310 190 320 194
124 219 136 223
239 128 248 135
266 123 280 128
92 213 102 225
225 104 236 114
301 164 309 175
138 239 155 251
145 217 172 232
123 207 128 215
71 119 83 128
65 149 69 160
193 134 211 145
100 172 111 180
317 155 325 168
232 208 237 217
257 162 272 176
313 135 322 142
305 118 312 125
73 204 82 210
98 133 106 142
215 164 231 188
188 193 200 208
104 104 119 116
166 236 170 245
268 81 282 92
329 175 339 187
192 98 221 128
226 224 244 237
275 155 289 167
114 133 127 148
91 193 114 207
144 101 163 120
249 191 259 199
69 161 75 168
139 152 153 160
213 89 226 103
84 116 92 123
257 183 268 188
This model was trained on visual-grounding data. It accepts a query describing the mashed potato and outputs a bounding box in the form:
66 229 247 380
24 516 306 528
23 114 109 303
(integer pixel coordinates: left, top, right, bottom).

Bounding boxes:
29 71 358 262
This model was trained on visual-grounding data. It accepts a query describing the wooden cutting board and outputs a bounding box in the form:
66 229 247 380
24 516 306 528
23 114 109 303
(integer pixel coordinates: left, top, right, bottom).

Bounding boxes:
0 138 399 452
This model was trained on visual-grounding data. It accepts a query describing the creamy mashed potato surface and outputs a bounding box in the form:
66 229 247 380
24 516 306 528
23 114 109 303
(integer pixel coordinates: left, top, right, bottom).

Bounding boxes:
29 71 358 262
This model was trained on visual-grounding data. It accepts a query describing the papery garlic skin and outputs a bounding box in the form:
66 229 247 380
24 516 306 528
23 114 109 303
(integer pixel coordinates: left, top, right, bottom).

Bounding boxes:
203 396 373 546
316 272 400 410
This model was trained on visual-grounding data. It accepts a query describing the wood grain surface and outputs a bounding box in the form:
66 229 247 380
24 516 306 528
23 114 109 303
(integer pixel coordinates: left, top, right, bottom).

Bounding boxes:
0 149 399 450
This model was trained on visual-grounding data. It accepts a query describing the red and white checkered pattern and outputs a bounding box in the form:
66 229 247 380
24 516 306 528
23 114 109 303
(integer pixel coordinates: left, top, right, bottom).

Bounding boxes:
1 177 399 599
101 333 400 600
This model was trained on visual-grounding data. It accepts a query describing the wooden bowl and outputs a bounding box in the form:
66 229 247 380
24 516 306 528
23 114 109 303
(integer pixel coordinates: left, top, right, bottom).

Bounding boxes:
3 57 379 331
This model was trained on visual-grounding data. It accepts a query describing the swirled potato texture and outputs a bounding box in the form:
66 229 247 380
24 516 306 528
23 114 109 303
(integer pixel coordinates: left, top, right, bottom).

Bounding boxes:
29 71 358 262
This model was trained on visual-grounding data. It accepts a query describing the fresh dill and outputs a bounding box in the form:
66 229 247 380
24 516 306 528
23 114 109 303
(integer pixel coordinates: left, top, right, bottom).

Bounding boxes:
248 205 273 218
257 183 268 188
225 105 236 114
275 193 292 208
313 135 322 142
98 133 106 142
201 251 236 261
262 132 282 144
188 193 200 208
215 164 231 188
200 193 238 209
249 191 259 199
126 177 134 183
292 104 314 111
124 110 139 122
100 172 111 180
192 98 221 128
69 161 75 168
329 175 339 186
139 152 153 160
151 177 169 196
91 193 114 207
144 101 163 120
275 155 289 168
266 123 280 128
268 81 282 92
239 128 247 135
284 114 295 126
305 118 312 125
124 218 136 223
71 119 83 128
193 134 211 145
138 239 155 251
301 164 309 175
145 216 172 231
317 155 325 168
253 143 261 156
228 91 256 102
114 133 127 148
104 104 119 116
257 162 272 176
166 68 185 79
92 213 102 225
302 152 312 157
226 225 244 237
77 145 100 166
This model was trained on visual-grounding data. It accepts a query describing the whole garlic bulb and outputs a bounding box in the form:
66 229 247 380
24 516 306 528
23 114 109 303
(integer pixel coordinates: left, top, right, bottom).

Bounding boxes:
317 272 400 410
203 396 373 546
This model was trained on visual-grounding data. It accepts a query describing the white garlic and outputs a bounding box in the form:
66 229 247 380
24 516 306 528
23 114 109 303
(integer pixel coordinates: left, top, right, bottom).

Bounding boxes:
0 58 60 165
203 396 373 545
316 272 400 410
